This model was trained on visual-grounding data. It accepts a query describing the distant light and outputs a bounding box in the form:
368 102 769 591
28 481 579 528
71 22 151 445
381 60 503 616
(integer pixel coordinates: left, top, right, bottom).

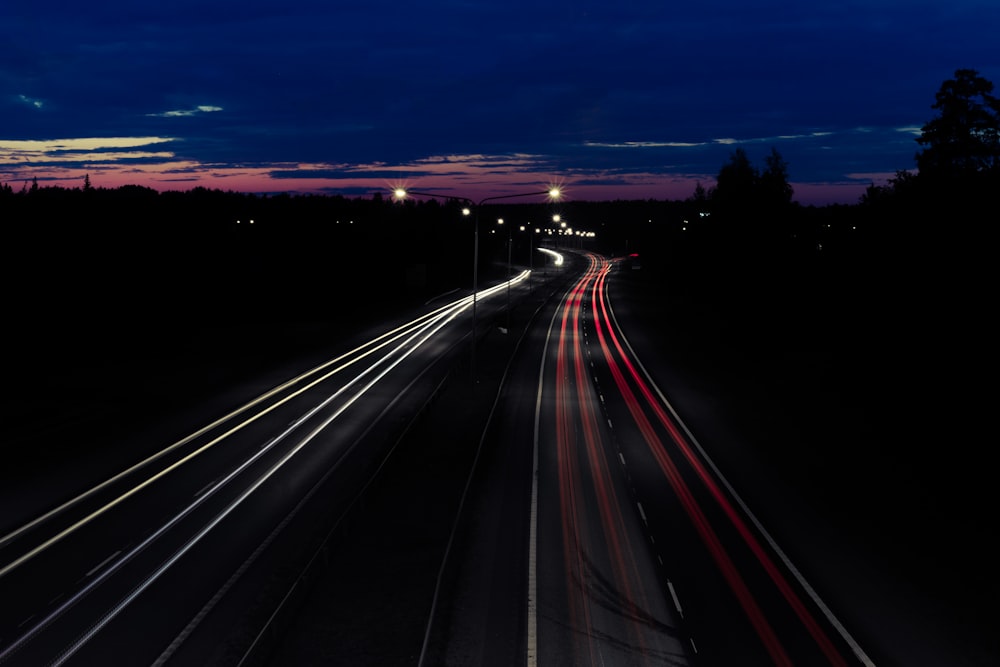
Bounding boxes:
549 187 562 200
519 225 525 231
393 188 407 200
462 207 471 216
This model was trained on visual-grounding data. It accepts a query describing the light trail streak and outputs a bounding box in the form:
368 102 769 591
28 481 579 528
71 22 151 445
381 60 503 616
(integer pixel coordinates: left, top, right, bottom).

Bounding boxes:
569 260 650 658
554 263 596 665
45 293 471 667
551 255 657 664
0 271 529 576
0 271 529 662
590 259 855 666
537 247 564 266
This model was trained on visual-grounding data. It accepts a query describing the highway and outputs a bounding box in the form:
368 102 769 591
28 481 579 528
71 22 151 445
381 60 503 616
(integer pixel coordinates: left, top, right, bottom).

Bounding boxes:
531 253 692 665
5 246 994 666
532 253 873 665
507 253 876 665
419 250 886 666
0 273 530 666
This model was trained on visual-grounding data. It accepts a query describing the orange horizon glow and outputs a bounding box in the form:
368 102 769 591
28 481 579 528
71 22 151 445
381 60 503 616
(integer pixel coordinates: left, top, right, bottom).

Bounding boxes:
1 153 880 206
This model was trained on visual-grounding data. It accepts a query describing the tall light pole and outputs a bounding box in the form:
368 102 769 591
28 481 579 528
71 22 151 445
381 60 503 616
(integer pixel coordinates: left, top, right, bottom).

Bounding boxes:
393 186 561 383
496 217 513 333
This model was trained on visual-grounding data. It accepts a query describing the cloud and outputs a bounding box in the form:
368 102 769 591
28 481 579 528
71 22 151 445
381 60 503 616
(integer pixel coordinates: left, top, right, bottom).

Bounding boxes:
16 94 45 109
147 105 224 118
0 137 175 166
582 131 841 151
584 141 707 149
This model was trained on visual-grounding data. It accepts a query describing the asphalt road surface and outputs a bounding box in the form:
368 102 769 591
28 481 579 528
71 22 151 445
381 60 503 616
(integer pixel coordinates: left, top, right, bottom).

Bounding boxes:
0 273 532 666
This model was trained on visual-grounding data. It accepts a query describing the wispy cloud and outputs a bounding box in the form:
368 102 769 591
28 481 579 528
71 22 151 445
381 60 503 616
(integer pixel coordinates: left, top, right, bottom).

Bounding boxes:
146 105 224 118
0 137 175 166
585 131 840 150
16 94 44 109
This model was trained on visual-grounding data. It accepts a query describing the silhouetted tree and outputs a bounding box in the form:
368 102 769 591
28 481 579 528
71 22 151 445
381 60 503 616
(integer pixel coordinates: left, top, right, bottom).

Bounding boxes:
759 147 794 208
689 181 709 207
710 146 793 220
916 68 1000 183
712 147 757 211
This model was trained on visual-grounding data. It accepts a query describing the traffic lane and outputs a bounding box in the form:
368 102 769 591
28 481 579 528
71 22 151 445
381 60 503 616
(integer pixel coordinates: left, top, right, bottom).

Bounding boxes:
2 344 459 665
0 301 471 653
407 251 583 666
1 289 490 665
534 255 690 666
431 310 545 667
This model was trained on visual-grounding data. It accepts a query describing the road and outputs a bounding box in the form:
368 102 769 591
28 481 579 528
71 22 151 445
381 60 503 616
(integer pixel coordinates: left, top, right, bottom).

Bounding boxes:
425 252 876 666
0 274 531 666
5 247 996 665
542 253 875 665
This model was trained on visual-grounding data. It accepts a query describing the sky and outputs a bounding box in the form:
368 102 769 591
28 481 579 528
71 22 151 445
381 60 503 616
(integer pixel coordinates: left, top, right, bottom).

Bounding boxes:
2 1 998 205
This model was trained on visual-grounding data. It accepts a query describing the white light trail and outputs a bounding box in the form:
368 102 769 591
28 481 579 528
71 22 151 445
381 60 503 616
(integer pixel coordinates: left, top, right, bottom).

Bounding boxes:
537 247 564 266
0 269 530 663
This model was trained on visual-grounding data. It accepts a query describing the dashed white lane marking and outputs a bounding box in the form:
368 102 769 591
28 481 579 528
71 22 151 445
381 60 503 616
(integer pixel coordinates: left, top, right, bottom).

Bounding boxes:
667 580 684 619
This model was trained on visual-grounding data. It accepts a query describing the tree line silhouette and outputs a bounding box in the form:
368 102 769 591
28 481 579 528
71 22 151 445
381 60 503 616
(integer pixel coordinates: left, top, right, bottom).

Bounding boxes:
2 69 994 327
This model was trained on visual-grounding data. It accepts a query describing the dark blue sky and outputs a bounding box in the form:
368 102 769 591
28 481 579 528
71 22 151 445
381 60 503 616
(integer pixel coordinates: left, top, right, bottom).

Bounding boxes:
3 1 998 204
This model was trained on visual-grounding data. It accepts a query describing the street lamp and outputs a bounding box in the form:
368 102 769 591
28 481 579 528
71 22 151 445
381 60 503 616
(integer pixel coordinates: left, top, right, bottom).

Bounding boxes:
392 186 561 383
518 223 541 292
496 217 513 332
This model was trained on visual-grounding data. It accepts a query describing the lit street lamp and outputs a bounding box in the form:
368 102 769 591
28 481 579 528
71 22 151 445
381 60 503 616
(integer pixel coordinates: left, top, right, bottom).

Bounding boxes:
392 186 561 382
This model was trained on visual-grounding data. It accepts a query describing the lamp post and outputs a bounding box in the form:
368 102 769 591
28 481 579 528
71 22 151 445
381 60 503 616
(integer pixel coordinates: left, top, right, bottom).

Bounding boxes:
496 217 512 332
519 223 540 294
393 187 561 383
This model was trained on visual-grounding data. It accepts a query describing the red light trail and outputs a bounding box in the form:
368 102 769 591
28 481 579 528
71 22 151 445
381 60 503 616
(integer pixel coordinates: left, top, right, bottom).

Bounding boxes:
540 251 859 665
